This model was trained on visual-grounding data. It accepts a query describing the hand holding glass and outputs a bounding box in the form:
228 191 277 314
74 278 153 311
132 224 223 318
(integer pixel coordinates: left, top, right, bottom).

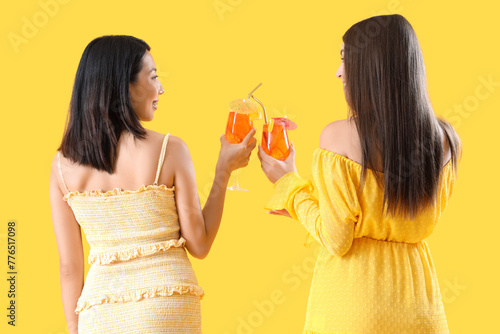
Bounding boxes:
262 117 297 161
225 95 262 191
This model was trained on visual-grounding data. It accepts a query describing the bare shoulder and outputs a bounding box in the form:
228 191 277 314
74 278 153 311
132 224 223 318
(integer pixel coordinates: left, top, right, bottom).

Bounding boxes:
144 128 166 143
319 118 359 157
50 151 59 178
164 135 192 164
50 150 71 172
49 151 66 195
143 129 187 155
166 135 189 153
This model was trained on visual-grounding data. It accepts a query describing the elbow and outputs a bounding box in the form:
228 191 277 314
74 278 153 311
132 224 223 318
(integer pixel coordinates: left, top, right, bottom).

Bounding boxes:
331 246 351 257
187 244 210 260
323 238 353 257
318 222 355 257
191 251 208 260
325 245 351 257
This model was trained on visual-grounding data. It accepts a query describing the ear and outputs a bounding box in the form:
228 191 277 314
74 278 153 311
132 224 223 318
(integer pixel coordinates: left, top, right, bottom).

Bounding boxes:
128 82 136 101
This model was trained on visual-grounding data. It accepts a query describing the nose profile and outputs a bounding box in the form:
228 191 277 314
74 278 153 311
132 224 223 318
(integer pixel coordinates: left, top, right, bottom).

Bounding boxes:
159 82 165 95
336 65 342 79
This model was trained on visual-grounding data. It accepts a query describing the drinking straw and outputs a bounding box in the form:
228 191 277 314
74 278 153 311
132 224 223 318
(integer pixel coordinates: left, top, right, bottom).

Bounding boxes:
250 95 268 124
247 82 268 124
247 82 262 98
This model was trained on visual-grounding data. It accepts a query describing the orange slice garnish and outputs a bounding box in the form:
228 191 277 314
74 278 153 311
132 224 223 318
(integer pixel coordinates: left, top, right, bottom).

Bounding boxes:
268 118 275 132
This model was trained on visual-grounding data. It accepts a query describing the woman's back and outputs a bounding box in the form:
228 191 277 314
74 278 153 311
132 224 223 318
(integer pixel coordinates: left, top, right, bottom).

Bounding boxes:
57 129 176 193
58 131 204 333
263 118 456 333
320 118 451 173
318 118 454 242
258 13 461 333
51 35 258 333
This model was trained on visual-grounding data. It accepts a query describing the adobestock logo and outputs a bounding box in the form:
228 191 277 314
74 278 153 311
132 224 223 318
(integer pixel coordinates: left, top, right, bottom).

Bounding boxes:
7 0 72 55
441 277 467 304
223 247 319 334
443 74 499 129
213 0 244 21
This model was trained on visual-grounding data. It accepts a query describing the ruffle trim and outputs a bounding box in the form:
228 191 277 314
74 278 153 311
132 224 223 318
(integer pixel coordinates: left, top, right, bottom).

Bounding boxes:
88 237 186 265
264 172 315 248
314 147 363 170
63 184 174 202
75 284 205 314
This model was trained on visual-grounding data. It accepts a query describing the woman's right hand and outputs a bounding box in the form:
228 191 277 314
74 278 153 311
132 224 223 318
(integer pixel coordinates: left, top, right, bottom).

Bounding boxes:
216 128 257 174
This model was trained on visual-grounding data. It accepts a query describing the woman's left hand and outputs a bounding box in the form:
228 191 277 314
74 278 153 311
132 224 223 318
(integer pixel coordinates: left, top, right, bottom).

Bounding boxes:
257 142 297 184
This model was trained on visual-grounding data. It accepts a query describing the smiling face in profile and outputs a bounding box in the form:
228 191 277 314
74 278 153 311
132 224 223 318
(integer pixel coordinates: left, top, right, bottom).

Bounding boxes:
336 42 346 97
129 50 164 122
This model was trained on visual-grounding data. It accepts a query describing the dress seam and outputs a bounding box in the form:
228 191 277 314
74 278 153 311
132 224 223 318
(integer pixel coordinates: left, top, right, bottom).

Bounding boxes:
357 236 421 245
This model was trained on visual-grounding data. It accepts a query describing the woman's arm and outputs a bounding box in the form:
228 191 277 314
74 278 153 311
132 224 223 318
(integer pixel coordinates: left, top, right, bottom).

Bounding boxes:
258 122 358 257
171 129 257 259
49 154 85 334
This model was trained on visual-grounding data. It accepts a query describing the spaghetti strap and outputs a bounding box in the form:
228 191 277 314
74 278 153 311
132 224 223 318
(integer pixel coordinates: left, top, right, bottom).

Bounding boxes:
153 133 171 186
57 151 71 194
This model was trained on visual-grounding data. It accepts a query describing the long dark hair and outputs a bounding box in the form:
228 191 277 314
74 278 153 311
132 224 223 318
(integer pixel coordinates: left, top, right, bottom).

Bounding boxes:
342 14 462 220
58 35 150 173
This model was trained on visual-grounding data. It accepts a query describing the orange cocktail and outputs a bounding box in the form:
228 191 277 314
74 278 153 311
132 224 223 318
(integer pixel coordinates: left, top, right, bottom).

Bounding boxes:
224 96 262 191
262 122 290 160
225 111 253 144
262 117 297 161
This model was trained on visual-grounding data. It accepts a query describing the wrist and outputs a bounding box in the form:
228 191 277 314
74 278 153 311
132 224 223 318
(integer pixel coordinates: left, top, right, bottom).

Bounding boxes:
214 164 232 184
273 169 298 184
273 170 298 184
215 160 232 176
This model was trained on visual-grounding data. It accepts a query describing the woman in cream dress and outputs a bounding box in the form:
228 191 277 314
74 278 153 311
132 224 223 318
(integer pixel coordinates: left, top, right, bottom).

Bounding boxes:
49 35 256 333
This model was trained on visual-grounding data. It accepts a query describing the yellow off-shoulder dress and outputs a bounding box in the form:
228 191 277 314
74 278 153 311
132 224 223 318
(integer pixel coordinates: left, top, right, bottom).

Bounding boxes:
264 148 456 334
57 133 204 334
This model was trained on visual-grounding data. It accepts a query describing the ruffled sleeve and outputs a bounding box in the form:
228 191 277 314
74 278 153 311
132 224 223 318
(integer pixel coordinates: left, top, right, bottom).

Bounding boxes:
264 148 361 257
264 171 315 220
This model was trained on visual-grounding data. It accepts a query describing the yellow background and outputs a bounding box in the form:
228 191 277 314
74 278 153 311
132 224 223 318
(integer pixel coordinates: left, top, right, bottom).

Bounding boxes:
1 0 498 333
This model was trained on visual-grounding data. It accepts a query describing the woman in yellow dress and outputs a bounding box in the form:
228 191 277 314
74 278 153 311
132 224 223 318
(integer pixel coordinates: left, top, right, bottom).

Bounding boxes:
258 15 462 333
49 35 256 333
